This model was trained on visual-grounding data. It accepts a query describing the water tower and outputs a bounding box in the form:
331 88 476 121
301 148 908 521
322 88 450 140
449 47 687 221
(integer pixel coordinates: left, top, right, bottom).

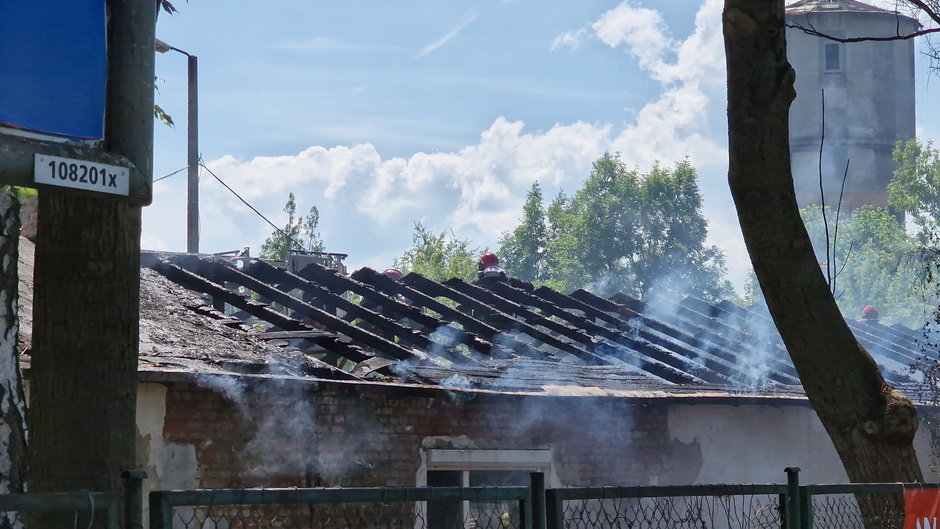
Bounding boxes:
786 0 918 211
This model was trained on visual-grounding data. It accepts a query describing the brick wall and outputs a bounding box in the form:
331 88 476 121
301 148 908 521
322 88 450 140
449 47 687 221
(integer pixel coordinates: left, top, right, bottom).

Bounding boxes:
19 196 37 240
161 378 691 489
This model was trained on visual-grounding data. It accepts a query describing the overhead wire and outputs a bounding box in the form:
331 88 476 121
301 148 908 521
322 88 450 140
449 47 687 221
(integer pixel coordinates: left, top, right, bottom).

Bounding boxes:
198 162 307 252
154 163 190 182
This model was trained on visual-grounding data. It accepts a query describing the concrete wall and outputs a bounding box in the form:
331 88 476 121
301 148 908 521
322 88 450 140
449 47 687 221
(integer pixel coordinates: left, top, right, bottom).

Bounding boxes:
138 379 940 492
786 10 918 211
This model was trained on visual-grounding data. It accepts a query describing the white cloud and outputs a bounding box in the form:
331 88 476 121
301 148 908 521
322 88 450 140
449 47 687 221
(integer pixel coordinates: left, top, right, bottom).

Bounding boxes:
194 118 610 268
592 3 676 81
416 10 479 59
145 0 751 288
550 28 587 51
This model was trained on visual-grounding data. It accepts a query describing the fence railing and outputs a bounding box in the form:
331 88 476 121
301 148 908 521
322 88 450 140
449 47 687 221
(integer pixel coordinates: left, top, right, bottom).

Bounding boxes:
150 485 533 529
0 469 145 529
3 468 940 529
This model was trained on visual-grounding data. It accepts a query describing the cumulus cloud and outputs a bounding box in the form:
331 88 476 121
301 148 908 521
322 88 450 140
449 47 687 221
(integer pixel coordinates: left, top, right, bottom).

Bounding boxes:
592 3 677 80
197 118 610 267
146 0 750 287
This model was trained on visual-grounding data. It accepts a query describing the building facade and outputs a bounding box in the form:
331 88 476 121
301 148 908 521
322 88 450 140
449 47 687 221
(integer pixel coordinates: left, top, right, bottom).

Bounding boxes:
786 0 918 211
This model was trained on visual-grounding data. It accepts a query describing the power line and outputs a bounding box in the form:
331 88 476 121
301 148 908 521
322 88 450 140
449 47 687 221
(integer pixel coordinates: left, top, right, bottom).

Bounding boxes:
154 164 190 182
198 162 306 252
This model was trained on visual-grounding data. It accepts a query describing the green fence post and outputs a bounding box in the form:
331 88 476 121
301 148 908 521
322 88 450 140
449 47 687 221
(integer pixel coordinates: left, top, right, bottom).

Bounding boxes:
544 489 564 529
149 491 173 529
530 472 546 529
785 467 802 529
122 470 147 529
799 485 812 529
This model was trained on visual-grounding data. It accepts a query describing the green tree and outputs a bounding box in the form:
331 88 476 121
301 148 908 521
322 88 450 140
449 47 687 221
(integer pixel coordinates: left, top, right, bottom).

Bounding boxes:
507 153 731 300
394 222 479 282
633 159 732 300
890 139 940 242
260 193 324 261
801 205 929 325
497 182 548 283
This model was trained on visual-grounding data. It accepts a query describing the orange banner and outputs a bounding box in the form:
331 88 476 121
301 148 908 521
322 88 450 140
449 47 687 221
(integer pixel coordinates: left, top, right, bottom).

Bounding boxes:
905 489 940 529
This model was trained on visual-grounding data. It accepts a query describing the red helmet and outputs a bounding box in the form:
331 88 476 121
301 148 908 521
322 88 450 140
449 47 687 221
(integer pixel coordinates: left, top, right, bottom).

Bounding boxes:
478 252 499 271
862 305 879 320
382 268 403 281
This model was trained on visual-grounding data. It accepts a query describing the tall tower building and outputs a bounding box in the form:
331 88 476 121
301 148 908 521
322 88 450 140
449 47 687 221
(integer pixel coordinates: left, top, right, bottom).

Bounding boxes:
785 0 918 211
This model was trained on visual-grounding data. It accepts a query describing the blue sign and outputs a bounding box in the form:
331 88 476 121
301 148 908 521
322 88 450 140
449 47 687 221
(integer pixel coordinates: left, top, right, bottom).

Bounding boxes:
0 1 107 140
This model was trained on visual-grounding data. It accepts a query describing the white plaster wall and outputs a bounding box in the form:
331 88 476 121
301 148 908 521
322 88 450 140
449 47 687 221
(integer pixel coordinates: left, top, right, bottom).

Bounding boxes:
667 403 940 485
136 383 197 529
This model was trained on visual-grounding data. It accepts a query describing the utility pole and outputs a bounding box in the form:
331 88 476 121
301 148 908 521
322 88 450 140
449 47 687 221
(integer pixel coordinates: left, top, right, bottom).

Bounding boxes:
187 53 199 253
156 38 199 252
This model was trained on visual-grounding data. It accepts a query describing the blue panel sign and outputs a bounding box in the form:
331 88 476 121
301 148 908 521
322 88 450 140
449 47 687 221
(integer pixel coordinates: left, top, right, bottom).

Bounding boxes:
0 1 107 140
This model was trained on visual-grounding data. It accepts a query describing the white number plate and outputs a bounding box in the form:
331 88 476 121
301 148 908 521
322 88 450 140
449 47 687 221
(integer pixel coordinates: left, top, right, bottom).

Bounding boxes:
34 154 129 196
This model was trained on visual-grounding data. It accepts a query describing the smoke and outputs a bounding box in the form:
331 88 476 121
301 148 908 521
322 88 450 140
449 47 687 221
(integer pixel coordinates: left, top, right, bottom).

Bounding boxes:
193 373 318 481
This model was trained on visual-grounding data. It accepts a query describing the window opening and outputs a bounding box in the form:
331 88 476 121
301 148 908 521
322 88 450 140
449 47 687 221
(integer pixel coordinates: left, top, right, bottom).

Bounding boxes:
824 43 841 72
419 449 557 529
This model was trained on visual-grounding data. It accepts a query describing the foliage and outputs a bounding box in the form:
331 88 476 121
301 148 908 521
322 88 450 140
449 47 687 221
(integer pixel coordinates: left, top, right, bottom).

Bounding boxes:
259 193 324 261
889 139 940 242
500 153 732 301
800 204 932 325
394 222 479 282
497 182 548 283
153 103 175 128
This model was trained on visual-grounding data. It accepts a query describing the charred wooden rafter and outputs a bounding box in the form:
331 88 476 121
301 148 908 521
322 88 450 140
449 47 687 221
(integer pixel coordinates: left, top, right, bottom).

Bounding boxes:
566 289 793 386
403 273 610 365
142 254 408 379
166 255 423 363
351 268 548 361
487 281 754 385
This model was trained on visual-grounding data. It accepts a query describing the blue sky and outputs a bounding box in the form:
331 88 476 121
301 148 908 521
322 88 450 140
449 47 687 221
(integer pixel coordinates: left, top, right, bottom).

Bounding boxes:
147 0 940 289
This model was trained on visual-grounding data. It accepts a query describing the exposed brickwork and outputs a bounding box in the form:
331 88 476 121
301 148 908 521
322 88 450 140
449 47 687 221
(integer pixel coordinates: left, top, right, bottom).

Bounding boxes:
18 196 36 241
162 378 691 489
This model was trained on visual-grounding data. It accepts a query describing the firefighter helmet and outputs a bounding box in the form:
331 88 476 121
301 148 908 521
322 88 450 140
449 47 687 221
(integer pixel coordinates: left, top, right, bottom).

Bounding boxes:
382 268 403 281
478 252 499 271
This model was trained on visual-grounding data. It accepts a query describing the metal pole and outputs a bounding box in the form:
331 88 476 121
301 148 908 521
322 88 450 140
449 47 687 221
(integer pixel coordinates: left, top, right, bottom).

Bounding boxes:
529 472 546 529
187 53 199 253
785 467 802 529
121 469 147 529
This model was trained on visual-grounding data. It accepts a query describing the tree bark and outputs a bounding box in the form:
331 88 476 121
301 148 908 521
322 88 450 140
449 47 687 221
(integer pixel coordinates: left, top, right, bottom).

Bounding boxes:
723 0 922 488
30 0 153 495
0 190 27 520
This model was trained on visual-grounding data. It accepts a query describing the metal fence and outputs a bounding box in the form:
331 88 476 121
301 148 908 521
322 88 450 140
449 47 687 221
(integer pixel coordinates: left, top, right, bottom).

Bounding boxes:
802 483 939 529
3 468 938 529
0 491 122 529
544 484 788 529
0 470 144 529
150 486 533 529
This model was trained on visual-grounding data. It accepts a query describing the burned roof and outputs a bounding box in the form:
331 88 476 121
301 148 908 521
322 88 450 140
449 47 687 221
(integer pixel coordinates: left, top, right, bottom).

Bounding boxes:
130 251 932 401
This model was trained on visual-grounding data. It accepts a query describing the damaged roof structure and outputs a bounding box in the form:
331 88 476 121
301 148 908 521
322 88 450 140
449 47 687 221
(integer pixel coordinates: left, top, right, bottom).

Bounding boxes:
130 250 929 401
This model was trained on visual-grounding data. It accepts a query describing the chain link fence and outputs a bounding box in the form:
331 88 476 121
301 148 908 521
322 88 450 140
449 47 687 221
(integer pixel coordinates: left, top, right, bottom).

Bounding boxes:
150 486 532 529
804 484 917 529
545 485 788 529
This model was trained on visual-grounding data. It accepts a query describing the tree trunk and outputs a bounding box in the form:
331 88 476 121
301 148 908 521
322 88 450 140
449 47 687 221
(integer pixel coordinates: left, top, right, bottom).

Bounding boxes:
30 193 141 493
29 0 153 496
723 0 922 489
0 190 27 519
